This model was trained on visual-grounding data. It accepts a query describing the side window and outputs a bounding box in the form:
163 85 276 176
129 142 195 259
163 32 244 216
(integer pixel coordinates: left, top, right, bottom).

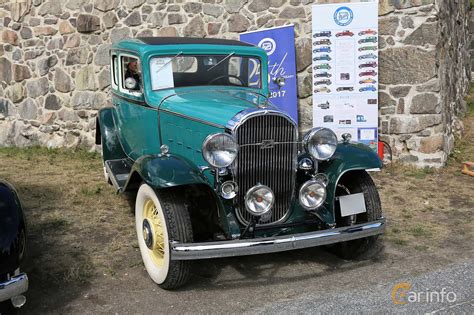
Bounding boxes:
121 56 141 92
111 54 119 88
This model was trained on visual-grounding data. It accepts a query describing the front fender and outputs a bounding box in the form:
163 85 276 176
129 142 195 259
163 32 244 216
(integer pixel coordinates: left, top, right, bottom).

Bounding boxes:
319 142 382 224
125 154 212 190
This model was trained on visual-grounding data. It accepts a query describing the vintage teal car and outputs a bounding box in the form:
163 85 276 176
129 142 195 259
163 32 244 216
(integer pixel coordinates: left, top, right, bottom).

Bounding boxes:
96 37 385 289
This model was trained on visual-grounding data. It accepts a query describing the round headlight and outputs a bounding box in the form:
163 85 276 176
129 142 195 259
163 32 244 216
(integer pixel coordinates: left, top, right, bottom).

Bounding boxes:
245 184 274 216
303 127 338 161
299 180 326 210
202 133 238 168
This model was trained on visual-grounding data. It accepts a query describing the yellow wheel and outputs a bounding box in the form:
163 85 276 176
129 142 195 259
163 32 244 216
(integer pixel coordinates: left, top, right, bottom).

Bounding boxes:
135 184 193 289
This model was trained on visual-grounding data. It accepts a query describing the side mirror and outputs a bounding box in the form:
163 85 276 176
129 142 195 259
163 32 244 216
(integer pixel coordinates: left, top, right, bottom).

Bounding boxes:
274 76 286 89
124 77 138 90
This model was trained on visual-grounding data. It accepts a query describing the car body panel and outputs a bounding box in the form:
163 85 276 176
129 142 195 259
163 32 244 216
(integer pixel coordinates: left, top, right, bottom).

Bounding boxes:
97 38 384 256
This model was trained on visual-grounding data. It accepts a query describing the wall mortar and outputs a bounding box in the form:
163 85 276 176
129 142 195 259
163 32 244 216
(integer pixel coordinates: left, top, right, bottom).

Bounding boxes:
0 0 471 167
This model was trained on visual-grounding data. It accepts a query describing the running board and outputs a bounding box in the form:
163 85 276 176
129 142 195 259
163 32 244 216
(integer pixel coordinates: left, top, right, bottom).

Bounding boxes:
105 159 132 192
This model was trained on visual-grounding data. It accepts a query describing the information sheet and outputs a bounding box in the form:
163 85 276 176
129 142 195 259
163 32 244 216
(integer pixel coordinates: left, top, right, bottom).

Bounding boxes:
312 2 379 152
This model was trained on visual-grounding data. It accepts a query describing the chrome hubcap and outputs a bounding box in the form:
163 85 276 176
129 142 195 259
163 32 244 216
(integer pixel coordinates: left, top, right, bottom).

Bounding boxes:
142 219 153 249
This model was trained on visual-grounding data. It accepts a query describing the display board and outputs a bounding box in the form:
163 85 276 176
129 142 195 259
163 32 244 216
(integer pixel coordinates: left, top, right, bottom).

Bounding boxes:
312 2 378 152
241 25 298 123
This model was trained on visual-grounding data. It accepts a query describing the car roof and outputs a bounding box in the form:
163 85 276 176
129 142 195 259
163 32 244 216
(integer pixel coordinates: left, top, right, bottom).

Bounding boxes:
111 37 264 58
137 37 254 47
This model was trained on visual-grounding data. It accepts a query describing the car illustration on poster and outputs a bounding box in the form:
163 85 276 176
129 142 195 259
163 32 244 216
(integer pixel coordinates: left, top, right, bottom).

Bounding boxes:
340 73 350 80
314 86 331 93
339 119 352 125
314 63 331 70
359 78 377 84
313 46 332 53
335 30 354 37
358 37 378 44
313 54 332 61
314 79 331 86
359 62 377 68
358 46 377 52
356 115 367 122
323 115 334 122
313 31 332 37
358 29 377 36
97 37 386 289
336 87 354 92
359 85 377 92
313 39 332 46
317 101 330 109
359 70 377 77
314 72 332 78
358 53 377 60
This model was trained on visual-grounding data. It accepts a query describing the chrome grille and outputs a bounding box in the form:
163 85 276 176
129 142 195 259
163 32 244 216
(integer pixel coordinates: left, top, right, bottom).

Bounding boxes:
233 114 297 225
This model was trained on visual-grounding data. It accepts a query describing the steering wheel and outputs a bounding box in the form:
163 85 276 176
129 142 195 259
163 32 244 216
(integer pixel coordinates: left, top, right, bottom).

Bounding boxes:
208 75 244 86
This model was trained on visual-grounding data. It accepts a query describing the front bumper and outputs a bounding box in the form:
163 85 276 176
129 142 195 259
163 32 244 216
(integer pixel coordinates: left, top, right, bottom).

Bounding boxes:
171 218 385 260
0 273 28 302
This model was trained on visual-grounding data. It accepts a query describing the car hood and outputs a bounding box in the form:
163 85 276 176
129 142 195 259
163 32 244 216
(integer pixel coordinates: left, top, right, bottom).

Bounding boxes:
157 88 270 128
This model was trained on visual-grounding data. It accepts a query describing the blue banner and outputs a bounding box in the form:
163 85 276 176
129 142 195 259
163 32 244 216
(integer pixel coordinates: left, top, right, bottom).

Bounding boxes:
240 25 298 123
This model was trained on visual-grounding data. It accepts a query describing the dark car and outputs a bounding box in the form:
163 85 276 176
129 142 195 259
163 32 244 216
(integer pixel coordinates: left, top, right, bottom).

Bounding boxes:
313 39 332 46
0 180 28 310
314 79 331 86
313 54 331 61
336 87 354 92
359 61 377 68
314 71 332 78
359 70 377 77
313 31 332 37
336 30 354 37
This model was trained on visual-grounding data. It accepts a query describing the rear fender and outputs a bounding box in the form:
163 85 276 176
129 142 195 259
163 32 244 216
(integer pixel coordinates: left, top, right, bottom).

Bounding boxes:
318 142 382 224
96 107 126 161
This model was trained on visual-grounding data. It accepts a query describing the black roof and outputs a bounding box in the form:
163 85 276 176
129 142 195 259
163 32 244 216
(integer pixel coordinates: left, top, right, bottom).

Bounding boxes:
137 37 254 47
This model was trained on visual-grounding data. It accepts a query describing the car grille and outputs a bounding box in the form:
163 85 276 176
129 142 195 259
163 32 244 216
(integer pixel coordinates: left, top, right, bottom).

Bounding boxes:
232 114 297 225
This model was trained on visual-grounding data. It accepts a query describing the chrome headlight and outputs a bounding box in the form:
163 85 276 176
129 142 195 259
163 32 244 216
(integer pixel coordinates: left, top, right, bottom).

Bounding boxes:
303 127 338 161
202 133 238 168
245 184 274 216
299 180 326 210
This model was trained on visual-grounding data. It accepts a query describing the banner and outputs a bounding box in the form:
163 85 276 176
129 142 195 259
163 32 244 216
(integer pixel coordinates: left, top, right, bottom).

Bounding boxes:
312 2 378 152
240 25 298 123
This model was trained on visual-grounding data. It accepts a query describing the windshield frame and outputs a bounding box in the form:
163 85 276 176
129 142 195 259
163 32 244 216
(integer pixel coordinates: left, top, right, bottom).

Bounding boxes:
148 53 263 92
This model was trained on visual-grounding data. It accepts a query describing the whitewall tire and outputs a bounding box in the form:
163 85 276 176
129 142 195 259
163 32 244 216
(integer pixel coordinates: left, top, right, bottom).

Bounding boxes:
135 184 193 289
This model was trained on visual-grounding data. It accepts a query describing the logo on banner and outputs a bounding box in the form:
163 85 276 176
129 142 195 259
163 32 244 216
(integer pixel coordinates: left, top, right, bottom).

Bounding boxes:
258 37 276 55
334 6 353 26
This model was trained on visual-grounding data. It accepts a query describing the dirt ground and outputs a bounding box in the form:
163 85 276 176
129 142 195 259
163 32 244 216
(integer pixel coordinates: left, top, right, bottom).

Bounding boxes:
0 86 472 313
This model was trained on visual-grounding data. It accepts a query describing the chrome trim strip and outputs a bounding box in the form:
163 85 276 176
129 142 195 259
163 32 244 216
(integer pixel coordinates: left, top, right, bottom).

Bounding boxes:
226 107 298 132
159 108 225 129
170 218 386 260
0 273 28 302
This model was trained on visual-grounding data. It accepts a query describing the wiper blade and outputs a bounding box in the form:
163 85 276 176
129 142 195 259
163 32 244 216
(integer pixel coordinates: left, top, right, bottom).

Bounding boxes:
154 51 183 73
206 52 235 72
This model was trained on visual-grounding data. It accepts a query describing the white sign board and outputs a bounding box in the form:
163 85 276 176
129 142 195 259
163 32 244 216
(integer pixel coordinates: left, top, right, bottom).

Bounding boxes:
312 2 379 152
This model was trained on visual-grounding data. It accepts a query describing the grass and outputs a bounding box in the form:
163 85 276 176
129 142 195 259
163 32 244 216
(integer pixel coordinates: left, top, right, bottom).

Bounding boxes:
0 146 99 161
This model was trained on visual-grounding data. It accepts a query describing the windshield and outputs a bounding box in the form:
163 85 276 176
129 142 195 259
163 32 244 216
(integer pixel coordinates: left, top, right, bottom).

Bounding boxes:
150 54 261 90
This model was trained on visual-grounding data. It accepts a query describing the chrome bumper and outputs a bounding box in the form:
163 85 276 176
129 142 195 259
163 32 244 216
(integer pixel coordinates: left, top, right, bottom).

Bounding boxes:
0 273 28 302
171 218 386 260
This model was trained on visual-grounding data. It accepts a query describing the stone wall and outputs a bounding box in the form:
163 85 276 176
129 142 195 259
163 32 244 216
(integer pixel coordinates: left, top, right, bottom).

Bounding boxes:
470 7 474 79
0 0 471 167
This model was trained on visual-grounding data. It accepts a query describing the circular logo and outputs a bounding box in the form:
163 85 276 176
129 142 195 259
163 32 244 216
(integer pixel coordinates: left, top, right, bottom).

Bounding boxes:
258 37 276 55
334 6 353 26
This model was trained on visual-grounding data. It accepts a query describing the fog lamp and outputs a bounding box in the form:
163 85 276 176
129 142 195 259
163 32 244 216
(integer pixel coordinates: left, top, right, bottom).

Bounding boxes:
244 184 274 216
299 180 326 210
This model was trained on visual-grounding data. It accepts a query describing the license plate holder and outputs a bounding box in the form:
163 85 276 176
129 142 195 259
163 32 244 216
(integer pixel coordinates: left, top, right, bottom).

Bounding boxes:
339 193 366 217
